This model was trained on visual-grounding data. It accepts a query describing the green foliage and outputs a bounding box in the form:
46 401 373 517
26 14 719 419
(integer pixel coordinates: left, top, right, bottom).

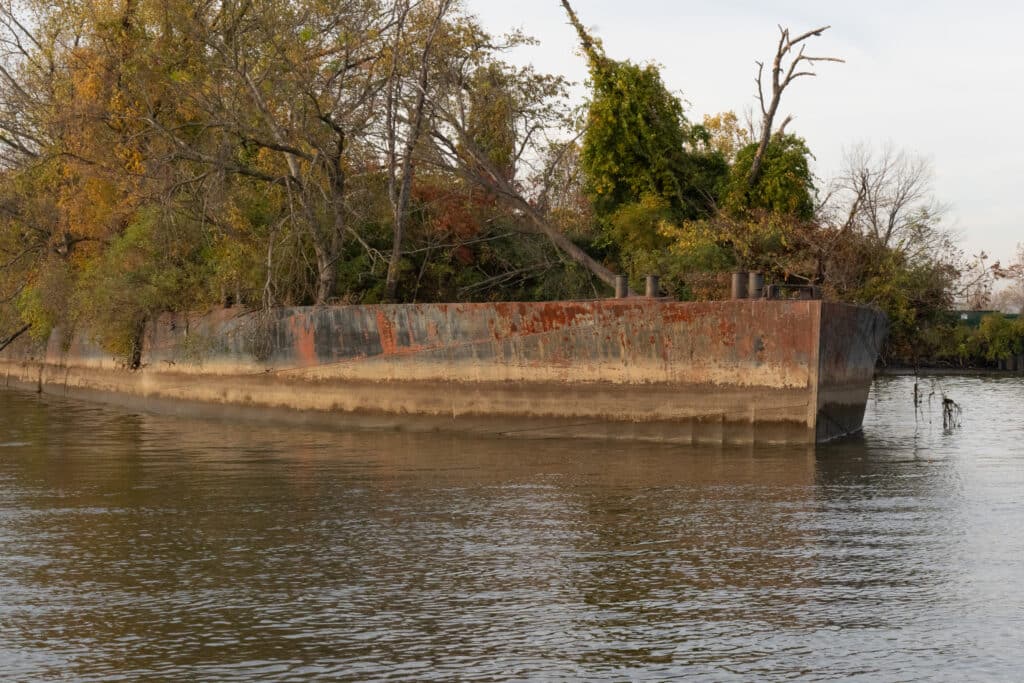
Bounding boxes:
608 193 675 254
618 216 733 300
577 54 727 248
73 208 213 361
975 314 1024 362
465 63 517 182
843 249 957 365
918 314 1024 369
16 259 73 342
726 134 815 219
654 135 816 277
702 111 753 161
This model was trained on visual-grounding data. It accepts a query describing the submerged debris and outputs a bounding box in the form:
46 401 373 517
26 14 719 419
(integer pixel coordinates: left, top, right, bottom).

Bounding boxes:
942 396 962 431
911 377 962 432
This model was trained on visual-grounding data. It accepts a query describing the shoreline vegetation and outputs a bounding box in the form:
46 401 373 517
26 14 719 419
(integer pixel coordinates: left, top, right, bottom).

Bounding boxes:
880 370 1023 377
0 1 1021 372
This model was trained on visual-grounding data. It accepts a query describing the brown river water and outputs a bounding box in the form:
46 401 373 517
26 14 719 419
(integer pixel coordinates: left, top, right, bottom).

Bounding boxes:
1 375 1022 681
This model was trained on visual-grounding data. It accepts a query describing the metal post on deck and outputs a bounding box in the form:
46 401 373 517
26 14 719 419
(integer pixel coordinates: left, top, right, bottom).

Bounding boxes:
615 275 629 299
731 271 748 299
748 271 764 300
646 275 660 298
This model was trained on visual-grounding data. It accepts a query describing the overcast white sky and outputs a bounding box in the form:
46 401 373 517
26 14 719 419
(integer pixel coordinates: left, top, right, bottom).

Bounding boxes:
472 0 1023 265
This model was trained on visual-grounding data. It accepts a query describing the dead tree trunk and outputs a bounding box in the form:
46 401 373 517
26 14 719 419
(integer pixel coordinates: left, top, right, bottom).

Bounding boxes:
747 25 842 191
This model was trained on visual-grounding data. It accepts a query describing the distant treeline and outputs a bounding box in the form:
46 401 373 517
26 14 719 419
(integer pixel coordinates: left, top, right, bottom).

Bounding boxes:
909 313 1024 370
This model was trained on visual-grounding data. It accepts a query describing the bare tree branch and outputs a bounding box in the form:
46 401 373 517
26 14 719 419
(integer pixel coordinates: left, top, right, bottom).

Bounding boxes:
747 25 843 191
0 322 29 353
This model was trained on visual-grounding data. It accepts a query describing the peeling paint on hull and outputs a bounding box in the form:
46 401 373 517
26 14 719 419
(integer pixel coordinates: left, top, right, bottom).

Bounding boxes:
0 300 887 444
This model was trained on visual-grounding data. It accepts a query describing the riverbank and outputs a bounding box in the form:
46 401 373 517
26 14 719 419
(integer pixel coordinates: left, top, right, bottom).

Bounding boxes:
877 365 1024 377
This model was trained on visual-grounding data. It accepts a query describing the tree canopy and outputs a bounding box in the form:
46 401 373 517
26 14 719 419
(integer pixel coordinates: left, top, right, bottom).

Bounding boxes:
0 0 999 367
559 1 726 233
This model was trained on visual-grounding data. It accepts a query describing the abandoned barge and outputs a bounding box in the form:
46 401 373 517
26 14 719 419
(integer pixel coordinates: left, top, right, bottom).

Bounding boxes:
0 298 887 444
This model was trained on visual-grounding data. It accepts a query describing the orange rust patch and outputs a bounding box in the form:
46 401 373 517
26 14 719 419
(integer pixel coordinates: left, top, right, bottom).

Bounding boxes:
377 310 399 356
661 303 697 324
513 302 595 336
492 302 517 319
288 316 318 366
718 318 737 347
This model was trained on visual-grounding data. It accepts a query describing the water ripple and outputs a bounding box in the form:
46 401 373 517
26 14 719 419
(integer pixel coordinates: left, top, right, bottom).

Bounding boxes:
0 376 1022 679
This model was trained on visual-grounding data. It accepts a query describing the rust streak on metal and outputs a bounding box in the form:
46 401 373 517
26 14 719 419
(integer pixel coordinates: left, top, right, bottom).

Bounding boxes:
376 310 398 356
289 316 318 367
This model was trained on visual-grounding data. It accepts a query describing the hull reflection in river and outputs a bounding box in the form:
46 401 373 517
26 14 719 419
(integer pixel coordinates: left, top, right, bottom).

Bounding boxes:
0 374 1021 680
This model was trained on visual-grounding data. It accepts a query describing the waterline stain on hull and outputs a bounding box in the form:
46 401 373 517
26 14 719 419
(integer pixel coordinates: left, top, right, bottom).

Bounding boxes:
1 299 887 444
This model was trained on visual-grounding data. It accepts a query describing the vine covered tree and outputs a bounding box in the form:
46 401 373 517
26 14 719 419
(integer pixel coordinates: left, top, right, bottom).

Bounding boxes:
559 1 726 237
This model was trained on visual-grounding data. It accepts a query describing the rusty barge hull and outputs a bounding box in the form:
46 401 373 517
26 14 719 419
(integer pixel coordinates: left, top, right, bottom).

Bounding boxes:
0 300 887 444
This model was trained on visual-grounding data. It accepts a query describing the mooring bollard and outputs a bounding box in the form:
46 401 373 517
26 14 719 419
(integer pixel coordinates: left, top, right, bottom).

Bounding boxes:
646 275 660 298
748 271 764 300
615 275 628 299
731 271 748 299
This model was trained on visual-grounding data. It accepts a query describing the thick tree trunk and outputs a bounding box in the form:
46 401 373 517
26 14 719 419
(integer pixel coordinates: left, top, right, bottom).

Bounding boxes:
384 169 413 301
519 199 621 290
384 107 422 301
384 0 449 302
316 253 336 305
313 198 342 305
437 129 624 292
747 100 778 192
310 123 348 306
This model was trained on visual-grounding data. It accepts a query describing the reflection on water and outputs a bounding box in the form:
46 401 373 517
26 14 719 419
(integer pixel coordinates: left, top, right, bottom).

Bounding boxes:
1 375 1022 680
